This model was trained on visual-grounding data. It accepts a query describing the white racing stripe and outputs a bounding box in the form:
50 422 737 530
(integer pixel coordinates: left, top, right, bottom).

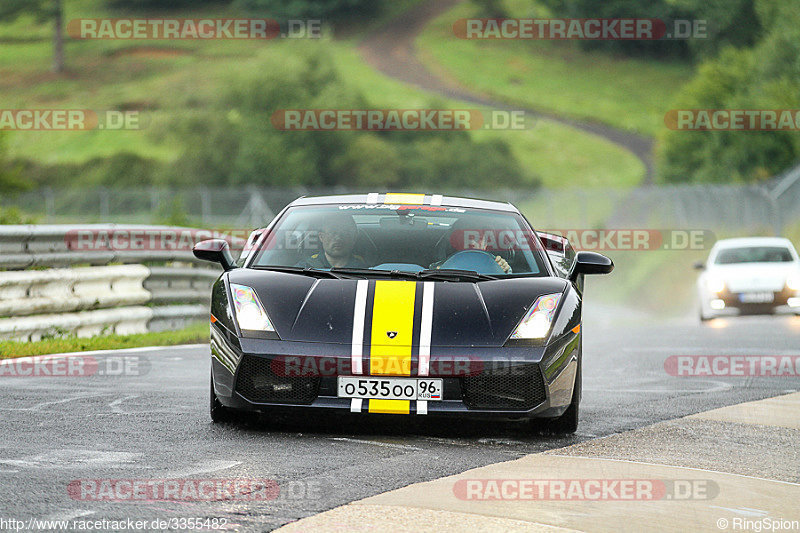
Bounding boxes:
418 282 435 377
351 280 369 375
417 282 435 416
350 398 363 413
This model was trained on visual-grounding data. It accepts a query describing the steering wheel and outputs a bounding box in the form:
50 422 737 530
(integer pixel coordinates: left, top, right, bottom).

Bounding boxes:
440 250 505 275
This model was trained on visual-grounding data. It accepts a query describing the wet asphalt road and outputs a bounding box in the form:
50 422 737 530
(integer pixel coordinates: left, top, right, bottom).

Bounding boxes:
1 303 799 532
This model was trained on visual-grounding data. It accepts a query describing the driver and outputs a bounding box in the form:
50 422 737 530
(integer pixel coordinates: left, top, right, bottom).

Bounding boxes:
298 212 367 269
432 222 512 274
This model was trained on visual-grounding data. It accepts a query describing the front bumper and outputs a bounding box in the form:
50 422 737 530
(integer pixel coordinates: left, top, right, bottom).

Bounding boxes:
211 325 580 421
701 287 798 316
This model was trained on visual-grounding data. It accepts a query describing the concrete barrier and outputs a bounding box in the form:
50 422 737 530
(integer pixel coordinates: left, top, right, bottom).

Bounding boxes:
0 225 231 341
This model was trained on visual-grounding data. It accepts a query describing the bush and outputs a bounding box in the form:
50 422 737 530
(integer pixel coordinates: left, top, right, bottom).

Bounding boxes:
163 43 531 189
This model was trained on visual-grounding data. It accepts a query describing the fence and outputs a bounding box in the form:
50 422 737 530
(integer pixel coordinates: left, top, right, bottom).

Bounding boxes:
0 225 228 342
3 181 799 235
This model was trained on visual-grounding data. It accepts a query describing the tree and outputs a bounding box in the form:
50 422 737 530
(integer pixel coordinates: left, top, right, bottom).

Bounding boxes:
0 0 65 73
657 0 800 183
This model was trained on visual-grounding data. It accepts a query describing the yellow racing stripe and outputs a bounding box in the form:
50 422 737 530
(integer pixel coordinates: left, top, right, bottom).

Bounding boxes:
370 280 416 377
384 193 425 205
368 399 411 414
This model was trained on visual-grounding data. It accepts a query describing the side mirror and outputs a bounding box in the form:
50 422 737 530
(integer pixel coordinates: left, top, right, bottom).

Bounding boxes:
193 239 236 271
569 251 614 281
693 261 705 270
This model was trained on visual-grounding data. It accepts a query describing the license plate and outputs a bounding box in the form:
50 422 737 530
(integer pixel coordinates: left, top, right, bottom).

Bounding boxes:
337 377 443 401
738 292 774 303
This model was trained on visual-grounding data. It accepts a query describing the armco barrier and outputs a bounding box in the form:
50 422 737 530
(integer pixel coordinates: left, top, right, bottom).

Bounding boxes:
0 225 232 342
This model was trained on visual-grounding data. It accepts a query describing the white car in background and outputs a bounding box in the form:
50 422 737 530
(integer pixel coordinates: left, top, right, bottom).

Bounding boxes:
696 237 800 321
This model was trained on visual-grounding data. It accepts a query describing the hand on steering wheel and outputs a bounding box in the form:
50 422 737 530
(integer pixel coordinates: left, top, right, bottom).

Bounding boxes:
494 255 512 274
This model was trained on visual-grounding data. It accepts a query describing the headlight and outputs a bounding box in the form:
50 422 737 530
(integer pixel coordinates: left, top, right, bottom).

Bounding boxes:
230 284 275 332
705 276 726 294
510 293 562 340
787 274 800 291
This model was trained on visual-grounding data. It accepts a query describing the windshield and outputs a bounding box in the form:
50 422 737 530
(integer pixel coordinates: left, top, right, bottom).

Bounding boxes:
714 246 795 264
249 204 548 277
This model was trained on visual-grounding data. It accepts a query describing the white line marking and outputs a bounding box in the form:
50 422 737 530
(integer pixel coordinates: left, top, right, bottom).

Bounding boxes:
622 347 800 355
366 193 380 204
417 401 428 415
351 280 368 375
429 194 443 206
350 398 363 413
331 438 421 451
109 395 139 414
418 282 435 377
8 344 208 360
166 460 242 478
709 506 769 518
547 455 800 486
44 510 95 522
29 394 109 411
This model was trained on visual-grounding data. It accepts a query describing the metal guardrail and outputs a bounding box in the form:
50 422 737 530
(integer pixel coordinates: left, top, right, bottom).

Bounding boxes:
0 225 227 342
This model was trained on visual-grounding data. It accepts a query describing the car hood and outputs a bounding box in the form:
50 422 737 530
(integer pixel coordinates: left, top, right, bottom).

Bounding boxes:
706 263 798 292
227 270 569 347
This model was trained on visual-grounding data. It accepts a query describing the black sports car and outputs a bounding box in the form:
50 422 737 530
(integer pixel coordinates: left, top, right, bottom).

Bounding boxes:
193 193 613 433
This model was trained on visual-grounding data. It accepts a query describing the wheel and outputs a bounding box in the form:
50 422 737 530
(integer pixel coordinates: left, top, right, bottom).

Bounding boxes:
698 300 712 322
210 370 236 424
544 357 581 435
528 344 581 436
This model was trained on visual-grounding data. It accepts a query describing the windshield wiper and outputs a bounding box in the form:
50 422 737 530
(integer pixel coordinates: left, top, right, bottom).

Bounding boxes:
251 266 342 279
418 269 497 282
329 268 420 280
253 266 497 282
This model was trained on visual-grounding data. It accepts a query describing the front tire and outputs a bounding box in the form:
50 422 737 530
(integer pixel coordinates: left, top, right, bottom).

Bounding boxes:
210 370 235 424
544 357 581 435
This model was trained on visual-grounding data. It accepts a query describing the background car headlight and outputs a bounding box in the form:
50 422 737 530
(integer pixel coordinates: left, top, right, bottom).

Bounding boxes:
705 276 726 294
510 293 562 340
787 274 800 291
230 284 275 332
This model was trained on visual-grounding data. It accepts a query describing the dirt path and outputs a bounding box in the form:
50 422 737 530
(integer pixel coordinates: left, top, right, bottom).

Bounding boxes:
358 0 655 183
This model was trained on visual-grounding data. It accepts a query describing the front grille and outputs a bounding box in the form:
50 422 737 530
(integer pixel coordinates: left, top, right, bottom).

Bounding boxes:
235 355 320 404
461 364 546 410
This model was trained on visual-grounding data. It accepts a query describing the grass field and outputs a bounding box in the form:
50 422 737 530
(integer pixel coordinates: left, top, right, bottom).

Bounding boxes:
1 0 644 189
416 0 693 137
0 321 208 359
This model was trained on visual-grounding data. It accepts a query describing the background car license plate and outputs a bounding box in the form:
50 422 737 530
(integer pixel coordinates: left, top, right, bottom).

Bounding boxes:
738 292 774 303
337 377 443 401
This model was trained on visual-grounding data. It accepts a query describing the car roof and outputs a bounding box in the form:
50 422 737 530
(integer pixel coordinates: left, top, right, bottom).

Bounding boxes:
288 193 519 213
712 237 797 250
